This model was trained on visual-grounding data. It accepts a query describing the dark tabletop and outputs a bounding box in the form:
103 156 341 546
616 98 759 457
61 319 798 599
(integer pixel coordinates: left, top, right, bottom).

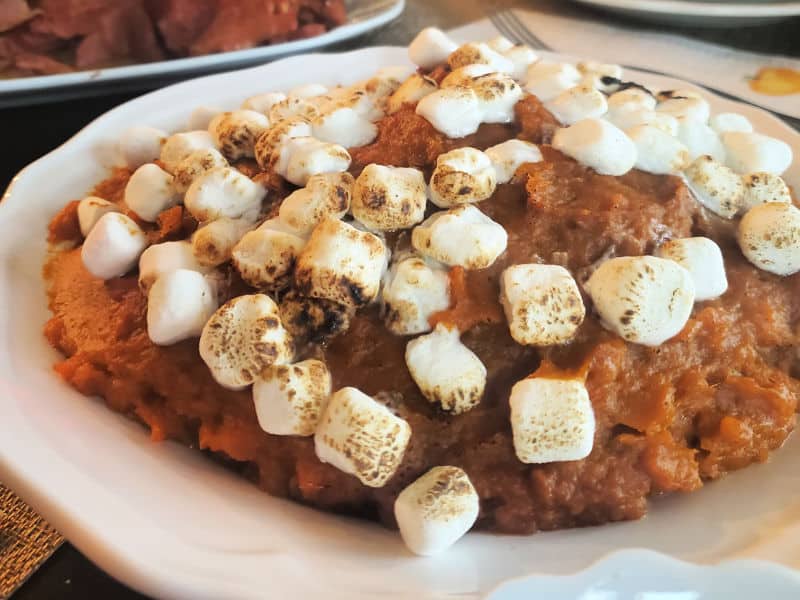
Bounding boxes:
2 1 798 598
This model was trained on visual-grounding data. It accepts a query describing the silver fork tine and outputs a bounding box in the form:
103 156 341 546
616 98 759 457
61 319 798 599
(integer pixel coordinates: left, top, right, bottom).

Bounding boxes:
502 10 552 52
488 10 523 46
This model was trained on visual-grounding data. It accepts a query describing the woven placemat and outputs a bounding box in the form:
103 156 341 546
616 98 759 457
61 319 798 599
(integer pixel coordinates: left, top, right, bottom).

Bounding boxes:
0 483 63 599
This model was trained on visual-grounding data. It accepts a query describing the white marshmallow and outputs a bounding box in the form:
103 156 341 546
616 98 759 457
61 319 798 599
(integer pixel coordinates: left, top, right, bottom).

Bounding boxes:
147 269 217 346
441 64 496 89
406 324 487 414
487 35 514 53
199 294 294 390
81 212 147 279
124 163 181 222
394 466 479 556
710 112 753 135
655 237 727 301
503 45 538 82
231 218 306 289
119 126 166 170
657 96 710 123
447 42 514 74
627 124 690 175
412 204 507 270
295 218 388 307
741 172 792 212
192 217 255 267
352 164 428 231
188 106 221 131
382 255 450 335
242 92 287 115
279 172 353 235
314 386 411 487
254 118 313 171
684 155 744 219
525 62 581 100
288 83 329 99
160 130 216 173
470 72 524 123
552 118 637 176
722 131 793 176
416 87 483 139
388 74 438 114
311 106 377 148
738 202 800 276
577 61 623 80
408 27 458 70
500 264 585 346
676 119 726 163
546 84 608 125
184 167 266 222
584 255 695 347
209 110 270 161
607 88 656 112
77 196 119 237
430 147 497 208
485 139 543 184
172 148 228 194
509 376 595 463
253 359 331 436
138 240 208 291
274 137 352 187
332 87 385 122
606 108 678 136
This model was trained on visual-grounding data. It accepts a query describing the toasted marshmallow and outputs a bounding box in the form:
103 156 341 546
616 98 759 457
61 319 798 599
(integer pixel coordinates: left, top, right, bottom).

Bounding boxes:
184 167 266 222
289 83 329 99
627 124 690 174
710 112 753 135
208 110 269 161
192 217 255 267
242 92 287 115
500 264 585 346
188 106 221 131
199 294 294 390
684 155 744 219
722 131 793 176
81 213 147 279
408 27 458 70
584 255 695 346
332 87 385 122
269 96 320 123
470 72 523 123
119 126 166 170
503 45 538 82
232 218 306 289
509 376 595 463
314 386 411 487
139 240 208 291
254 118 312 170
547 84 608 125
388 74 439 114
524 62 582 102
406 324 487 414
741 172 792 212
382 255 450 335
352 164 428 231
606 108 678 136
485 139 543 184
77 196 119 237
394 466 479 556
655 237 727 301
577 61 623 80
253 359 331 436
274 137 352 187
279 290 355 344
738 202 800 276
441 64 496 89
279 172 353 235
412 205 507 269
447 42 514 74
607 88 657 112
295 218 388 307
146 269 217 346
172 147 228 194
124 163 181 222
487 35 514 53
311 106 378 148
160 130 216 173
430 147 497 208
416 87 483 139
552 118 637 176
657 96 710 123
676 119 726 163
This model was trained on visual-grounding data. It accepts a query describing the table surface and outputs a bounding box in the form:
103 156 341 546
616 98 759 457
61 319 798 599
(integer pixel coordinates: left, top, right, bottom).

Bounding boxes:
2 0 798 598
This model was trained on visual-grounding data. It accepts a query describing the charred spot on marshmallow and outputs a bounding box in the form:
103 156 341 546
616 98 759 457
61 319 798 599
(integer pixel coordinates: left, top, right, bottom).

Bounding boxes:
119 126 166 170
546 84 608 125
655 237 728 301
173 148 228 194
254 118 313 171
77 196 119 237
469 72 523 124
184 167 266 223
485 139 543 184
232 218 306 290
408 27 458 70
429 147 497 208
741 172 792 212
447 42 513 74
722 131 793 176
552 118 637 176
209 110 270 161
314 386 411 488
627 124 690 175
684 155 744 219
388 74 439 114
738 202 800 276
269 96 321 123
416 87 483 139
192 217 255 267
139 240 208 292
147 269 217 346
124 163 181 223
81 212 148 280
279 172 353 235
160 130 216 173
278 290 355 344
242 92 287 115
352 164 428 231
381 255 450 336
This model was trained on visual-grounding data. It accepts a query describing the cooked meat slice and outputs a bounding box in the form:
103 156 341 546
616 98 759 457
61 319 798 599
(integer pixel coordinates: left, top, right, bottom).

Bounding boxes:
0 0 39 33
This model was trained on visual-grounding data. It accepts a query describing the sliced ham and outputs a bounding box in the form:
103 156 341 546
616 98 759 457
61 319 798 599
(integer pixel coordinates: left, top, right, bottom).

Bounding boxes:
15 52 73 74
75 3 163 68
146 0 217 54
0 0 39 33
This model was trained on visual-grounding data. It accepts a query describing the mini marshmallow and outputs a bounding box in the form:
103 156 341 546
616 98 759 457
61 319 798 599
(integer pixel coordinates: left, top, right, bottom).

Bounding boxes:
487 35 514 53
208 110 270 161
430 147 497 208
81 212 147 279
388 74 438 114
741 172 792 212
408 27 458 70
500 264 585 346
412 204 507 269
416 87 483 139
139 240 208 291
738 202 800 276
607 88 656 112
406 324 487 414
311 106 378 148
288 83 329 99
254 118 313 170
314 386 411 487
676 119 726 163
160 130 216 173
382 255 450 335
657 95 710 123
524 62 582 102
606 107 678 136
552 118 637 176
192 217 255 267
352 164 427 231
119 126 166 169
394 466 479 556
470 72 523 123
584 255 695 346
509 376 595 463
184 167 266 222
577 61 623 80
231 218 306 289
172 147 228 194
655 237 728 301
485 139 543 184
147 269 217 346
199 294 294 390
722 131 793 176
684 155 744 219
295 218 388 307
710 112 753 135
188 106 221 131
503 45 538 82
124 163 181 222
269 96 320 123
441 64 496 89
447 42 514 74
275 137 352 187
279 171 353 235
627 124 690 174
242 92 287 115
546 84 608 125
333 87 385 122
253 359 332 436
77 196 119 237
